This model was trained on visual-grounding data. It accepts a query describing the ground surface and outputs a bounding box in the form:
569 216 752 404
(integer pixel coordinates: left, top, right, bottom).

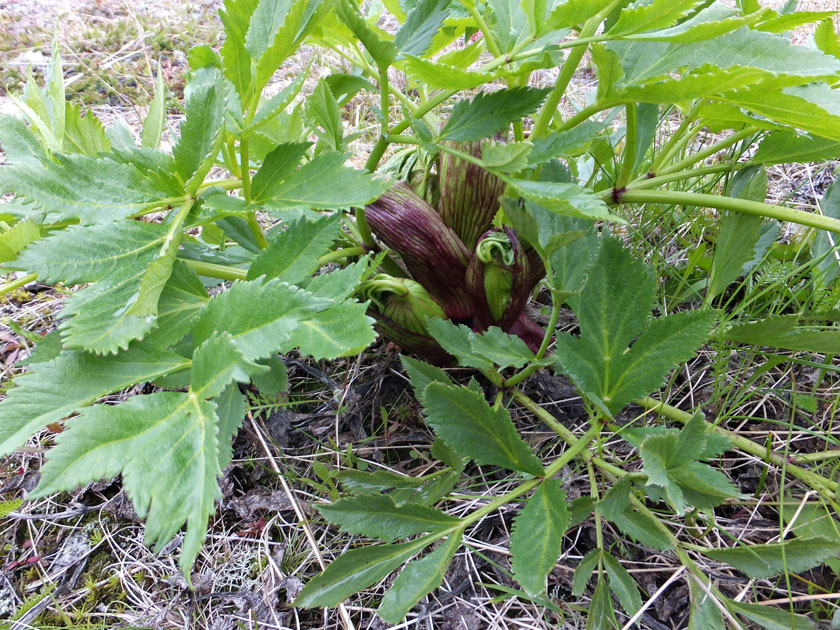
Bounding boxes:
1 1 840 629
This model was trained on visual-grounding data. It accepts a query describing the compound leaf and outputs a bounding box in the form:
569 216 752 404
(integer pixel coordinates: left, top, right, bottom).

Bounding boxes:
395 0 451 57
250 142 311 204
247 214 340 284
141 65 167 149
316 494 461 542
173 67 226 194
555 239 716 416
510 479 569 595
0 345 189 457
33 391 221 576
602 552 641 617
727 600 815 630
508 180 618 222
0 154 173 225
262 152 390 209
609 0 704 37
295 537 432 608
440 88 551 142
377 531 462 623
191 332 265 400
703 537 840 579
421 382 545 476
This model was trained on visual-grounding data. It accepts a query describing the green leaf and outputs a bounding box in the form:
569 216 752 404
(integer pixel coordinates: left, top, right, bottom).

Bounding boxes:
481 140 532 172
0 114 46 165
609 0 704 37
421 382 545 476
725 315 840 354
33 391 221 576
219 0 257 103
247 214 340 284
245 0 294 61
425 319 493 370
377 531 461 623
306 79 344 151
602 552 641 616
528 121 608 165
10 221 164 284
507 180 618 222
586 577 618 630
555 239 716 416
333 0 397 67
639 416 741 515
294 536 432 607
688 578 725 630
814 17 840 60
141 65 167 149
316 494 460 541
610 28 840 87
58 272 161 353
173 67 226 194
337 469 425 494
62 102 110 157
245 71 307 136
254 0 325 91
0 220 41 264
293 300 377 359
440 88 551 142
305 254 377 301
0 345 189 457
469 326 538 370
46 36 65 147
249 142 311 204
728 600 815 630
262 152 390 209
215 384 247 469
572 549 600 596
813 180 840 285
0 154 174 224
404 55 495 90
624 4 765 43
754 131 840 165
608 507 674 550
395 0 451 57
709 166 768 300
703 537 840 579
547 0 612 29
144 261 209 349
191 332 265 399
191 278 332 359
402 355 453 403
510 479 569 595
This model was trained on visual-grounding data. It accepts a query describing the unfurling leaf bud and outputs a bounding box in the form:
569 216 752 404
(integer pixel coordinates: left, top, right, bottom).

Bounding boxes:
365 182 474 321
361 274 451 363
467 227 531 330
363 274 445 335
439 141 508 251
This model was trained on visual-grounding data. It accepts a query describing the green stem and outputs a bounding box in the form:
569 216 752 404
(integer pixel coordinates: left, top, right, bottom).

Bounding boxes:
387 134 421 145
245 211 269 250
512 390 627 478
0 272 38 296
614 189 840 235
462 0 502 58
460 422 602 526
637 397 839 496
616 102 637 188
648 107 699 175
197 178 242 193
623 164 735 192
240 135 252 203
531 12 606 138
551 100 618 134
317 247 369 265
183 259 248 281
657 128 757 176
378 63 390 137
